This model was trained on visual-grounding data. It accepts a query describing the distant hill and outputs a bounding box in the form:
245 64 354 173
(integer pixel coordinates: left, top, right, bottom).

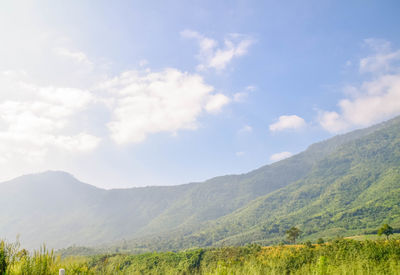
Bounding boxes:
1 116 400 250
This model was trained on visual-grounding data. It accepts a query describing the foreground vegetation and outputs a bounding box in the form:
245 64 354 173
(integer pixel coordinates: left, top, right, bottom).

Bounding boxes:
1 238 400 274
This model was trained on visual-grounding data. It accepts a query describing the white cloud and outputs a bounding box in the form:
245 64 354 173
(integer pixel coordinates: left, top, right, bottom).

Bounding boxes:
320 39 400 133
181 30 254 71
0 13 243 186
269 115 306 132
359 38 400 74
100 68 230 144
233 85 256 102
139 59 148 67
54 47 93 68
205 93 230 113
360 50 400 74
270 151 293 162
233 92 247 102
0 72 100 163
245 85 256 91
238 125 253 133
236 151 245 156
318 111 347 133
319 74 400 132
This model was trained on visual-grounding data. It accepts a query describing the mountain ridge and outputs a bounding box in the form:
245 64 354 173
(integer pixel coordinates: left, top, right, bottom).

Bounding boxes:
1 116 400 250
127 116 400 250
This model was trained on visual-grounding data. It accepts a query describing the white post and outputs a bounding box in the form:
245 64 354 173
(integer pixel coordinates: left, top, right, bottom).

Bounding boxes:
59 268 65 275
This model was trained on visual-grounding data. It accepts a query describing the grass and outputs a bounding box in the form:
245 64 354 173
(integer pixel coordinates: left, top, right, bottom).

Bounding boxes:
345 233 400 241
1 238 400 274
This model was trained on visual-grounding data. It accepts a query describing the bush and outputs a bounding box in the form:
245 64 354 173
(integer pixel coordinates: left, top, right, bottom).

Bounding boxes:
304 240 313 248
317 238 325 245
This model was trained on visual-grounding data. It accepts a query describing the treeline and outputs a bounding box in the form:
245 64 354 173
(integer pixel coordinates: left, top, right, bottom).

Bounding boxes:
1 238 400 274
107 222 399 253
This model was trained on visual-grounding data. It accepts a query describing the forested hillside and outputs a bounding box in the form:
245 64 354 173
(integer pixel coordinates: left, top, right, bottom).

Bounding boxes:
1 116 400 251
124 116 400 251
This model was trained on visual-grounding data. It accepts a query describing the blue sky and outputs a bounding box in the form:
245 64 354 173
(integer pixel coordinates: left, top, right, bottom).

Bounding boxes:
1 1 400 188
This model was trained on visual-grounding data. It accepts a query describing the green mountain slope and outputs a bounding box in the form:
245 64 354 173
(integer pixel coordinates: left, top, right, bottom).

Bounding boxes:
0 149 316 249
133 117 392 237
1 116 400 250
132 116 400 250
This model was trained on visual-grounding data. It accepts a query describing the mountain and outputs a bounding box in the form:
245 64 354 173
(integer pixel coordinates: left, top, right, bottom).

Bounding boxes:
0 171 194 249
1 116 400 250
126 116 400 250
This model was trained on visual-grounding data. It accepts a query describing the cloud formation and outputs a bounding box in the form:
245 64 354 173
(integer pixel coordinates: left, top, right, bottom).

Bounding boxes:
54 47 93 67
236 151 245 157
0 71 100 163
238 125 253 133
359 39 400 74
233 85 256 102
270 151 293 162
320 39 400 133
181 30 254 71
0 26 245 182
319 74 400 132
99 68 230 144
269 115 306 132
0 29 238 166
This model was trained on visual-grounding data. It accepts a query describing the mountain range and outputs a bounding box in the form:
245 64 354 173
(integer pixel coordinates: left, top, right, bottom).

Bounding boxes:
1 116 400 251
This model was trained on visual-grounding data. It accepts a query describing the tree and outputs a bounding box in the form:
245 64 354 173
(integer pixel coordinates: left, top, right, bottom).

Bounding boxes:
304 240 313 248
378 224 394 240
0 244 6 275
286 227 302 244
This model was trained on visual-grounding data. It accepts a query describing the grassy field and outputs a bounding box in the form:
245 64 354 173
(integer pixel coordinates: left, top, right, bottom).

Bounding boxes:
345 233 400 241
1 237 400 274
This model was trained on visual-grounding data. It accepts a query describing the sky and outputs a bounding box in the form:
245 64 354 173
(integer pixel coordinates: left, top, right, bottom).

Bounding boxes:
0 0 400 188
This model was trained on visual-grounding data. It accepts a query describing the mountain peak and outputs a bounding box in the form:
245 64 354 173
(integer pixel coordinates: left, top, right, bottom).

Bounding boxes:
8 170 78 184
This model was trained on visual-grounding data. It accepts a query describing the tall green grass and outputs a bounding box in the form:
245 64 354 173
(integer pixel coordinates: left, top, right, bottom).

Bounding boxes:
1 238 399 274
